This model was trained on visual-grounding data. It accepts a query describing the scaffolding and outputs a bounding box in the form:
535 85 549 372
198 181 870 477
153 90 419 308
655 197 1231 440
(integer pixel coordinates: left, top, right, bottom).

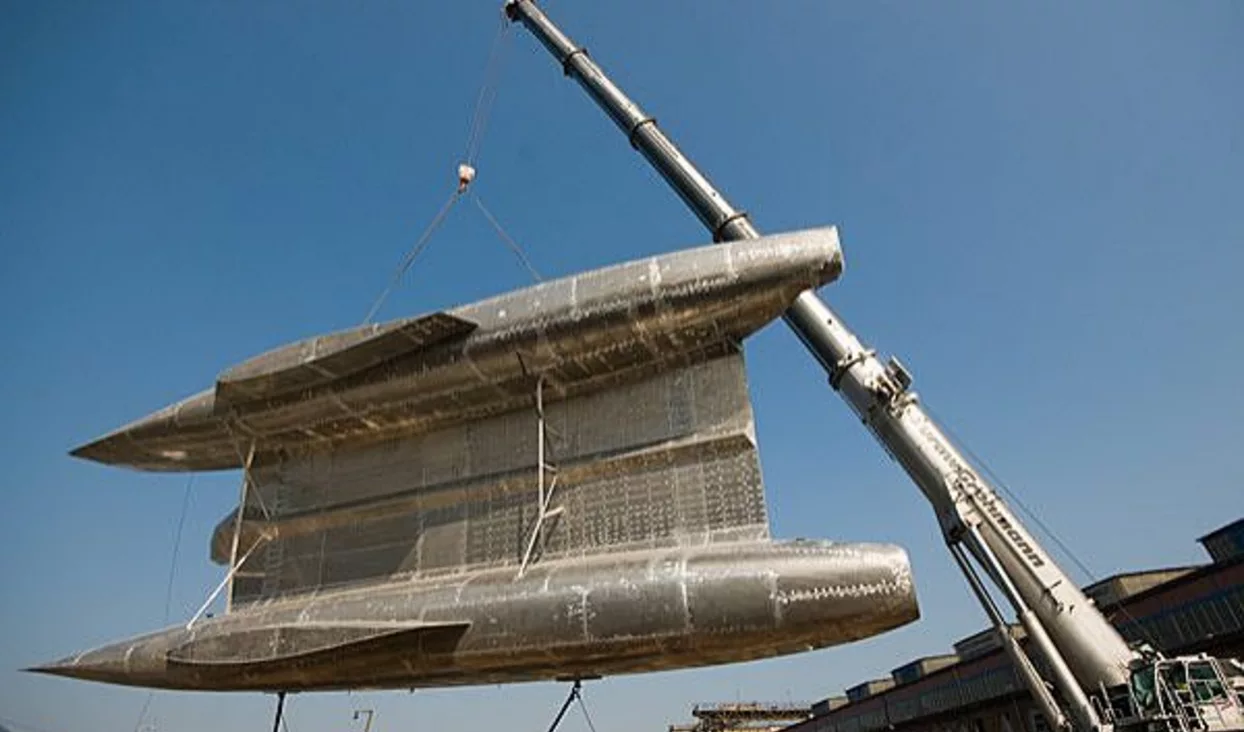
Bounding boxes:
669 702 813 732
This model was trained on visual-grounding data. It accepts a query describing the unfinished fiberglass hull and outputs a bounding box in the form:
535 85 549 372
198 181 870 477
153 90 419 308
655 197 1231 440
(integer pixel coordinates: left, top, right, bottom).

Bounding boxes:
70 229 846 473
37 228 921 692
32 541 917 691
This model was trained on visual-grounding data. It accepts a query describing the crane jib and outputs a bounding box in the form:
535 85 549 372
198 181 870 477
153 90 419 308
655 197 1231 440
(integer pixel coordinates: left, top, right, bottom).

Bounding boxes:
974 489 1047 570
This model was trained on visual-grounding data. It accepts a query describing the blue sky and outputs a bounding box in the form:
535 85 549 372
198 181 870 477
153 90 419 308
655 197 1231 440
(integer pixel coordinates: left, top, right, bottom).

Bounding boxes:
1 1 1241 731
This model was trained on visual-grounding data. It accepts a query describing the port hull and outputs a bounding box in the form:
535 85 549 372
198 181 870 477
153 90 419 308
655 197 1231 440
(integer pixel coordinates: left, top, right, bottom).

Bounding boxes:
32 540 917 691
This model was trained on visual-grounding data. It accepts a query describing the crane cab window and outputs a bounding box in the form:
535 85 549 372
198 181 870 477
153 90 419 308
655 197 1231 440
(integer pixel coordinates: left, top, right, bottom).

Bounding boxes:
1130 666 1157 714
1187 660 1227 703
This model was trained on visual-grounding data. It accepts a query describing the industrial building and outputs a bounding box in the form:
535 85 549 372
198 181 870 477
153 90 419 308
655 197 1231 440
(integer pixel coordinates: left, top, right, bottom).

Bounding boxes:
780 518 1244 732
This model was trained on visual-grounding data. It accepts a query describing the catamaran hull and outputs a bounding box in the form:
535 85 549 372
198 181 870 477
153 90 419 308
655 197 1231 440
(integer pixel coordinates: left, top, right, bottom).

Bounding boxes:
31 540 917 692
70 229 844 473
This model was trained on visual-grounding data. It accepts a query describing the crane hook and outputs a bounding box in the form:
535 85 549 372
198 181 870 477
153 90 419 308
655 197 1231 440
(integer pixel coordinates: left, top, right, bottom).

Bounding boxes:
457 163 477 193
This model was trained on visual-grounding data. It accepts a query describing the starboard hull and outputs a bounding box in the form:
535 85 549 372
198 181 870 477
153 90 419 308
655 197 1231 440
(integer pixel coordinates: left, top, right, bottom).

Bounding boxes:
32 540 916 692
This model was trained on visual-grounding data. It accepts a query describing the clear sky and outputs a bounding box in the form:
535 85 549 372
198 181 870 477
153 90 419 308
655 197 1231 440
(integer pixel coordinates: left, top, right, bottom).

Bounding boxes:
1 2 1241 731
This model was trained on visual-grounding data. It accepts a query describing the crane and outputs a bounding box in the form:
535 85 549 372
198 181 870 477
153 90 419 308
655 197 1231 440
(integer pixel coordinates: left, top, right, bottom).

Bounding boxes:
503 3 1244 732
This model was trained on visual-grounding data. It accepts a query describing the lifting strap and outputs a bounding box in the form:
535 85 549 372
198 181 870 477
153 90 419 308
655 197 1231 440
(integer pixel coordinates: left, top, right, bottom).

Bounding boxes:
474 193 542 282
363 188 461 324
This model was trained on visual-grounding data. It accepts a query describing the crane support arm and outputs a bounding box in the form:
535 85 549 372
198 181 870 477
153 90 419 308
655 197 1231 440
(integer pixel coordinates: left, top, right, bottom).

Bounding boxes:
506 3 1140 728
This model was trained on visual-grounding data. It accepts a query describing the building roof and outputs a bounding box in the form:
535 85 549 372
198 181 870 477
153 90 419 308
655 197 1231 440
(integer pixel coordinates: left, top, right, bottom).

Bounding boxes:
1083 566 1202 608
1199 517 1244 543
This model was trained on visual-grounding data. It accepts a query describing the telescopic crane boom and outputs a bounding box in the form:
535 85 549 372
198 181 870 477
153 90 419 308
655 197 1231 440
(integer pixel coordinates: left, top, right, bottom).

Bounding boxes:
505 3 1244 732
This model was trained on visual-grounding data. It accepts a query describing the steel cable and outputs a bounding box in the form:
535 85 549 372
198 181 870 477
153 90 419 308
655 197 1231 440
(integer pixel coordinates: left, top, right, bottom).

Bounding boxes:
474 193 543 282
465 16 513 166
362 188 460 324
364 13 513 324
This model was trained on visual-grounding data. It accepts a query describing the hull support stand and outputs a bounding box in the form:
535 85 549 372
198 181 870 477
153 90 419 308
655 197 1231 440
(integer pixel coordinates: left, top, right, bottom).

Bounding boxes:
546 680 580 732
547 680 595 732
270 691 287 732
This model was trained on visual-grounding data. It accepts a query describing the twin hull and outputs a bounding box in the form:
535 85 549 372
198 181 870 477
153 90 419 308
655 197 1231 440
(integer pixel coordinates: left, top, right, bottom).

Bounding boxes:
38 229 923 692
37 540 917 691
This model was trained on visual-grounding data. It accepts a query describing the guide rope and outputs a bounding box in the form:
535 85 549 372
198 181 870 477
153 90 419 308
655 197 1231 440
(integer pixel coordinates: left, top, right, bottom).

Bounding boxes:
163 476 195 623
132 696 155 732
133 474 196 732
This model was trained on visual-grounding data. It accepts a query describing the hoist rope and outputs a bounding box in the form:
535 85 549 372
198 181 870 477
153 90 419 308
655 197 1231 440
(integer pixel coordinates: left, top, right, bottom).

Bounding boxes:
464 16 513 166
474 193 543 282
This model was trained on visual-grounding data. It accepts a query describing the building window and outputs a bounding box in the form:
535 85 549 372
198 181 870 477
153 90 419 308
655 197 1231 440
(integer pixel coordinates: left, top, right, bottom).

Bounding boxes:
1030 711 1051 732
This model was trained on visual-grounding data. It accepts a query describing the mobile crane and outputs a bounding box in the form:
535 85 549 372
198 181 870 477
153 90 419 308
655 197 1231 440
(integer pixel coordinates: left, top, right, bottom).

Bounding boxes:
504 3 1244 731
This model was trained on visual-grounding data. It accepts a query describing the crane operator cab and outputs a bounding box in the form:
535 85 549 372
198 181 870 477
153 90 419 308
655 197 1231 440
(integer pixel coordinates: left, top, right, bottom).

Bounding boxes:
1123 655 1244 732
